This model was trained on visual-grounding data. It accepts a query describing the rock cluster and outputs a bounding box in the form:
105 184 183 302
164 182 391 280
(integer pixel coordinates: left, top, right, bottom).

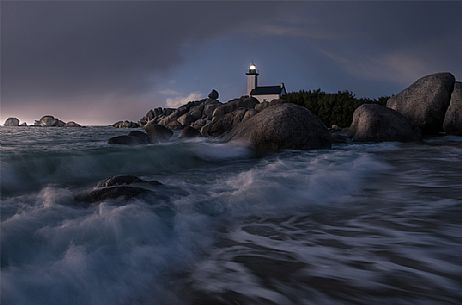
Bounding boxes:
112 120 139 128
108 72 461 152
35 115 66 127
33 115 82 127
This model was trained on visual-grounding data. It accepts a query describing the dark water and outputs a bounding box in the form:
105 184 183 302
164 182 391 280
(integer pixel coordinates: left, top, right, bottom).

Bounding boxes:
1 126 461 305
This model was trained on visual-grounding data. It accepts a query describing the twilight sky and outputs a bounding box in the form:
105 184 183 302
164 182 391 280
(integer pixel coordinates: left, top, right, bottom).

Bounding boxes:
1 1 462 125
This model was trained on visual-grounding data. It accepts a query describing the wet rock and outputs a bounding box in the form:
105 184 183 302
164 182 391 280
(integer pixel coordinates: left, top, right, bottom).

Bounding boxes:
76 186 156 204
443 81 462 135
387 72 455 134
330 129 353 144
108 135 138 145
226 103 331 154
144 121 173 143
4 118 19 126
96 175 162 188
20 122 27 126
180 126 201 138
350 104 420 143
208 89 219 100
127 130 150 144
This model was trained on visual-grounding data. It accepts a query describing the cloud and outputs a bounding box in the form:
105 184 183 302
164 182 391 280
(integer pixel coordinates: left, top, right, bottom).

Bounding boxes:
165 92 203 108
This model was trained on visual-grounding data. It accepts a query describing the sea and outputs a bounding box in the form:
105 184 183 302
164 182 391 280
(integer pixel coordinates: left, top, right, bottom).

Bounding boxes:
1 126 461 305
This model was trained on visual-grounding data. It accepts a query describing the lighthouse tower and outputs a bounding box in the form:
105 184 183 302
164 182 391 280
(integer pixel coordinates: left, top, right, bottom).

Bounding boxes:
246 63 259 96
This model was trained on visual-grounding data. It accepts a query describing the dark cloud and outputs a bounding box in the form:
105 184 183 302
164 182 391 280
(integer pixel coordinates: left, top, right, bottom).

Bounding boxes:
1 1 461 124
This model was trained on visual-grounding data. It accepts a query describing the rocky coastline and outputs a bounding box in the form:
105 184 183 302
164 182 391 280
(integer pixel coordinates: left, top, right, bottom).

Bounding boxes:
109 72 461 152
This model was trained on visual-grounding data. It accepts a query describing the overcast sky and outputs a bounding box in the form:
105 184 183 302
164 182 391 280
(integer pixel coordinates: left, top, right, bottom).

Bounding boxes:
2 1 462 125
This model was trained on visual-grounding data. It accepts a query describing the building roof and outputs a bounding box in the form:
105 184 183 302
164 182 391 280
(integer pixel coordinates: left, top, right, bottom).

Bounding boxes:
250 84 286 96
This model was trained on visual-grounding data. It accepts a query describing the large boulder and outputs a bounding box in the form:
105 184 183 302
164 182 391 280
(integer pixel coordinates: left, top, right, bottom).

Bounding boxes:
208 89 219 100
144 122 173 143
350 104 421 143
226 103 331 154
443 81 462 135
386 72 455 134
35 115 66 127
4 118 19 126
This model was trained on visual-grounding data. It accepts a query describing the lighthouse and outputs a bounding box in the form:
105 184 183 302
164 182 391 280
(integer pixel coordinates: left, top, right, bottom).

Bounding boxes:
246 63 259 96
245 63 287 102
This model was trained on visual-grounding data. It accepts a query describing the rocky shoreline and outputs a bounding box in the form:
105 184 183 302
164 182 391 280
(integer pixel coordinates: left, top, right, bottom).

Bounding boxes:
109 72 461 153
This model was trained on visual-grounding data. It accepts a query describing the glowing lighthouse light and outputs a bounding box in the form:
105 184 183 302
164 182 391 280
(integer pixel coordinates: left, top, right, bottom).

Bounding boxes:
249 64 257 70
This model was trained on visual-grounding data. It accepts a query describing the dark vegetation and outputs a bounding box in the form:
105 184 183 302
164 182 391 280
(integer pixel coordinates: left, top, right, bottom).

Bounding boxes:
283 89 389 128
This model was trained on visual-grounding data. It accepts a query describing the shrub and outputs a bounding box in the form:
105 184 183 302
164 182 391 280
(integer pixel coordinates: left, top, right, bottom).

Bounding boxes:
284 89 389 128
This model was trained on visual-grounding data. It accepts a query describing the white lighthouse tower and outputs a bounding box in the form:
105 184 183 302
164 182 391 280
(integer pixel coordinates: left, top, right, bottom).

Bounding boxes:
246 63 258 96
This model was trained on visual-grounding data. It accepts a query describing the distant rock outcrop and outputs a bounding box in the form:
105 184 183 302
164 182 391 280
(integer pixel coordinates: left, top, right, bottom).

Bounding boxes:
350 104 421 143
113 120 140 128
387 72 455 134
65 121 81 127
34 115 66 127
226 103 331 155
4 118 19 126
443 81 462 135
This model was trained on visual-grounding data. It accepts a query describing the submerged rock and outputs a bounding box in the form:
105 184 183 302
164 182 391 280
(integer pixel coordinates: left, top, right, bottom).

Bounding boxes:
387 72 455 134
76 175 166 205
144 122 173 143
226 103 331 154
76 186 155 204
350 104 421 143
443 81 462 135
127 131 150 144
4 118 19 126
96 175 162 188
108 131 149 145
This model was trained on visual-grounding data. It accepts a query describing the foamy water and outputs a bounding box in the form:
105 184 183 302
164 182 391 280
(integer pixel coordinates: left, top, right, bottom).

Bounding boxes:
1 126 461 305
